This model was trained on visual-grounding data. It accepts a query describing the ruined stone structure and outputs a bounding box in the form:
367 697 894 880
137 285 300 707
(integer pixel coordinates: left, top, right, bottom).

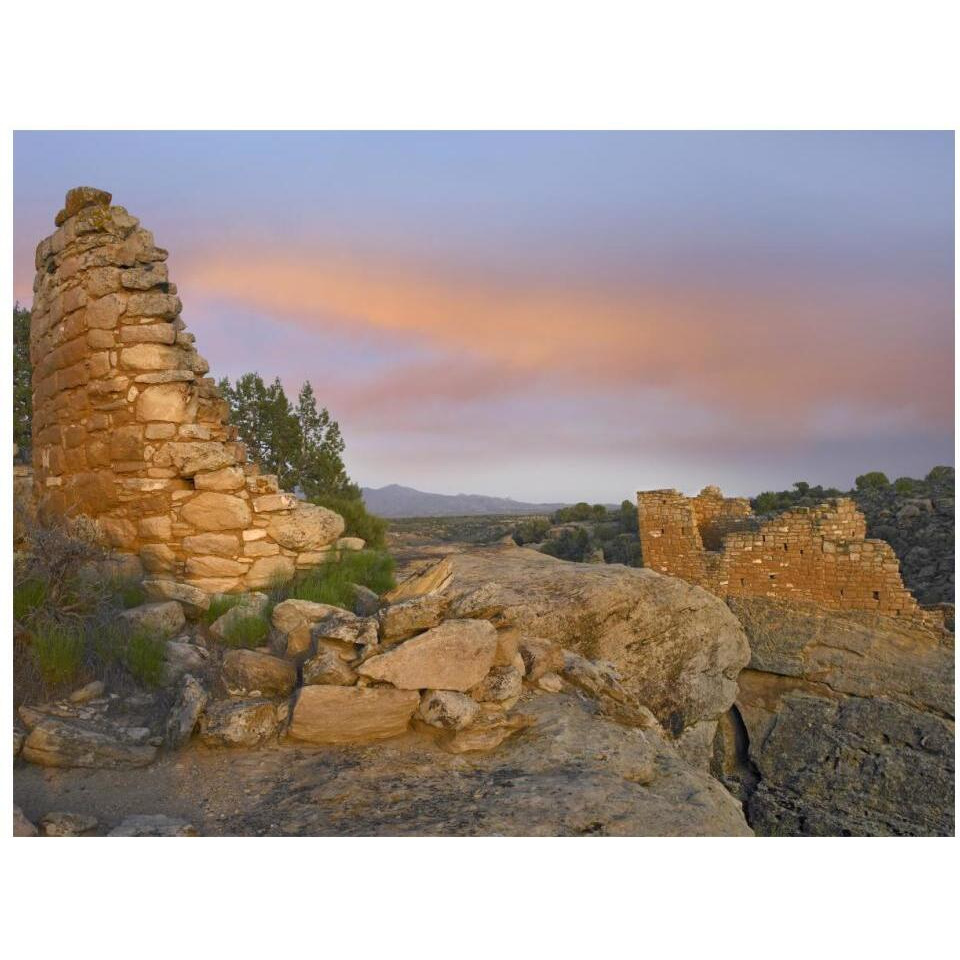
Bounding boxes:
637 487 920 617
29 187 346 593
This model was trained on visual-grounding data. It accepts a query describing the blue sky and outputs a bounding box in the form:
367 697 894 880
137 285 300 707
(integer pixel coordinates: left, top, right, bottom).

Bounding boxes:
14 131 954 500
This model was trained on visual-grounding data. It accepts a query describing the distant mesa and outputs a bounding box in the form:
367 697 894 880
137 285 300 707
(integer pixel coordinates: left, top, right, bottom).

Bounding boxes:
362 484 569 518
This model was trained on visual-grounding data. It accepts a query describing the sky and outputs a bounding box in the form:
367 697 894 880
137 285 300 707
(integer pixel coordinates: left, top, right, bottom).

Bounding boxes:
13 131 955 502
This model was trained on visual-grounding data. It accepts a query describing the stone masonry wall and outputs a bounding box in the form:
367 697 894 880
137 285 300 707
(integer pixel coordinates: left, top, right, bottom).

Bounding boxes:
29 187 345 594
637 487 920 618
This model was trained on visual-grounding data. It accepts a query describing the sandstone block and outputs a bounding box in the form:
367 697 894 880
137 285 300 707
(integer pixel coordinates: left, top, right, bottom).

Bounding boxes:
119 343 189 371
136 382 195 423
140 543 177 574
288 686 419 745
185 555 247 578
86 294 124 329
221 649 296 699
302 647 358 686
65 186 112 218
244 540 280 557
165 674 208 748
107 815 196 837
119 323 177 344
471 665 524 704
358 619 498 691
199 699 279 748
253 492 298 513
417 690 479 730
267 503 344 551
181 532 240 557
21 717 157 769
244 554 295 590
120 264 169 290
180 492 251 531
120 600 186 638
125 292 182 318
271 599 344 658
194 466 245 491
38 811 99 837
378 593 449 643
139 515 172 540
161 441 237 476
383 557 453 603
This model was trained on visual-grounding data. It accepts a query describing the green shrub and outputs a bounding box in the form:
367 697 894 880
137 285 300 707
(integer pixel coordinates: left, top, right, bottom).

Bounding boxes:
124 631 167 687
31 622 85 686
893 477 916 494
204 593 242 624
855 471 890 491
311 494 388 549
512 517 551 545
541 527 591 562
221 614 270 649
14 578 47 621
278 549 396 611
925 465 954 488
91 621 128 671
108 576 146 609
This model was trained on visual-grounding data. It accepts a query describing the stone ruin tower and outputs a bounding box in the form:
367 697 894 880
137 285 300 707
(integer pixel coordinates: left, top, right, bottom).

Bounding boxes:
29 187 346 594
637 486 921 618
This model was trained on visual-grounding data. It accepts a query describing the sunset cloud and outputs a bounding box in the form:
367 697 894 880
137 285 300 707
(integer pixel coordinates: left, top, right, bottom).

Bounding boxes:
14 131 953 499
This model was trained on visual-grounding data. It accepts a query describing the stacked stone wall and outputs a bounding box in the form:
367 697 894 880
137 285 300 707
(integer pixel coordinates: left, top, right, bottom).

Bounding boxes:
637 486 920 618
29 187 346 594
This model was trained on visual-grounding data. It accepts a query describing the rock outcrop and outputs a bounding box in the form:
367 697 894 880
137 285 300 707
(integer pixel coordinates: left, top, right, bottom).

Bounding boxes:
28 186 345 594
439 543 750 743
722 597 955 836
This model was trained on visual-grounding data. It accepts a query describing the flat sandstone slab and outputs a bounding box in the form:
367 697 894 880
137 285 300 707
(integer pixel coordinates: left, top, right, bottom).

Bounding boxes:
288 686 420 745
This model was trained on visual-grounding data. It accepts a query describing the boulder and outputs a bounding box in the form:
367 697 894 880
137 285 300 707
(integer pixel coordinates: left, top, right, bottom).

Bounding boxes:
417 690 479 730
311 609 379 649
358 619 498 691
378 593 449 643
267 503 344 551
302 648 358 686
443 546 750 735
271 599 345 659
38 811 99 837
163 639 210 684
221 649 297 699
471 665 523 704
288 686 420 745
165 674 208 748
725 597 955 836
199 699 280 748
337 536 366 551
14 806 38 837
208 592 270 642
20 715 157 769
119 600 185 638
518 637 565 681
383 557 453 603
352 583 381 617
69 680 105 704
537 672 564 693
441 711 536 754
107 814 197 837
142 579 210 618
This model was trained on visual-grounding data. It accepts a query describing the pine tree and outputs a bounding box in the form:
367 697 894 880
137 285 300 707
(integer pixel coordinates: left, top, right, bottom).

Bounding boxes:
13 304 32 458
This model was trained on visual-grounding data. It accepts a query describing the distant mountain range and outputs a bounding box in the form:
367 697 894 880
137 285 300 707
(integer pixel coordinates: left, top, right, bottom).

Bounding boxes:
361 484 570 518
